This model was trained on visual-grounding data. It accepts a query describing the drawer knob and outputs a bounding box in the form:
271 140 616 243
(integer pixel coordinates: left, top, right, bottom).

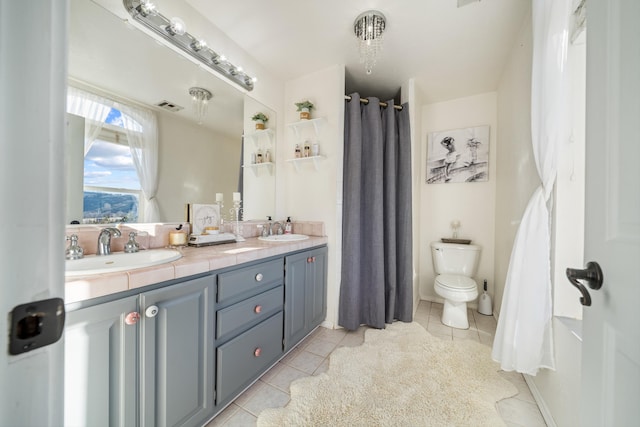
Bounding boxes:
254 305 262 314
254 347 262 357
307 257 312 263
124 312 140 325
145 305 159 318
255 273 264 282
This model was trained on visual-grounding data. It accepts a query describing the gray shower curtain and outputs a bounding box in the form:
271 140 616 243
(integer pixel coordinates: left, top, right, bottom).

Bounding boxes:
339 93 413 331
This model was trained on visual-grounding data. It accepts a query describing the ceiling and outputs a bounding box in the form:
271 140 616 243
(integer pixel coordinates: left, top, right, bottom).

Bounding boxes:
186 0 531 102
69 0 530 136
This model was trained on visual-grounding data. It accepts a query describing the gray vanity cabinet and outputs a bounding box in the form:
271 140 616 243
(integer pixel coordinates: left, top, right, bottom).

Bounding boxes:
64 295 138 427
284 246 328 352
214 258 285 407
139 274 215 427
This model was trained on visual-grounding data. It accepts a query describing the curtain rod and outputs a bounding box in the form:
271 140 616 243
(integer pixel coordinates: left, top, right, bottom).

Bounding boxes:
344 95 403 111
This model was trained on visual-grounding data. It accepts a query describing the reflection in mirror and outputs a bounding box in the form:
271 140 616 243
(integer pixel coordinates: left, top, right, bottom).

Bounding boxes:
66 0 275 225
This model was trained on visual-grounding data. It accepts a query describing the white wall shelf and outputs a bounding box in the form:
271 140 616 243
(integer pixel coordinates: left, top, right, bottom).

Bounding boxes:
242 162 274 175
285 156 325 172
244 128 274 146
286 117 326 141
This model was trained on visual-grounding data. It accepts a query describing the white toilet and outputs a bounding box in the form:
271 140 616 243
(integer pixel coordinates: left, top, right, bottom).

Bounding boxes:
431 242 481 329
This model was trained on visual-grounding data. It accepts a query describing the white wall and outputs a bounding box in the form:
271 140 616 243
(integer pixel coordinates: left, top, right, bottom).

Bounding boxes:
282 65 345 328
494 12 538 315
419 93 498 304
552 38 586 319
402 79 424 313
156 110 241 222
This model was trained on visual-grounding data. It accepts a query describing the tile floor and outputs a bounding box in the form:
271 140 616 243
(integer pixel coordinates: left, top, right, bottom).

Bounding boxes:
206 301 547 427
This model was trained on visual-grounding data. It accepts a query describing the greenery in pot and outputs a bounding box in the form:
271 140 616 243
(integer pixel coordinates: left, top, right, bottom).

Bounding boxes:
251 112 269 122
295 101 314 111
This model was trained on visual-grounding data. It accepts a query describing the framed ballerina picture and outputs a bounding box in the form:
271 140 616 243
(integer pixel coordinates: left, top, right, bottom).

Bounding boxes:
426 125 490 184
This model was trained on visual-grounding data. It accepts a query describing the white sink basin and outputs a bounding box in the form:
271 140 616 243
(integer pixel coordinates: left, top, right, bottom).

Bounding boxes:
258 234 309 243
65 249 182 277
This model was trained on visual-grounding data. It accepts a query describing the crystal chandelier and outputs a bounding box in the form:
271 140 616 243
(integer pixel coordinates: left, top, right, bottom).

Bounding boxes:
353 10 386 75
189 87 212 124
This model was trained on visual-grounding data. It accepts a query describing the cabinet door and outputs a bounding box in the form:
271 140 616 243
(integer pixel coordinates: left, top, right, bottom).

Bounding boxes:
284 252 309 352
306 247 328 330
140 275 215 427
64 296 138 427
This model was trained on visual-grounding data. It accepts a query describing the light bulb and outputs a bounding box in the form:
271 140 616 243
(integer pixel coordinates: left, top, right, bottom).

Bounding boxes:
166 17 186 36
191 38 207 51
139 0 157 17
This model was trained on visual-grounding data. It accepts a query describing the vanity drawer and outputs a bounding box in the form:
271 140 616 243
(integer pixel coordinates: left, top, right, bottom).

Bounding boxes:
216 286 283 340
217 259 283 303
216 311 283 404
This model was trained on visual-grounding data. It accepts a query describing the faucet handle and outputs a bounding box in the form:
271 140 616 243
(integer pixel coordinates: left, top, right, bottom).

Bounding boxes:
65 234 84 260
124 232 140 253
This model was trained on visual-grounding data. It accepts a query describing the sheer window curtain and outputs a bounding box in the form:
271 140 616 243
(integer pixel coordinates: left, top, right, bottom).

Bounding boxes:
67 86 110 155
119 106 159 222
339 93 413 331
66 86 160 222
492 0 572 375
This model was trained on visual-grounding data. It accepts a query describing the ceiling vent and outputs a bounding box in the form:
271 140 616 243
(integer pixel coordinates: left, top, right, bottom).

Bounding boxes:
155 100 184 112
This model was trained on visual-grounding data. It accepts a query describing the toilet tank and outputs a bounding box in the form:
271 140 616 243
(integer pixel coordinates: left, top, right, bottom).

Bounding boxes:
430 242 481 277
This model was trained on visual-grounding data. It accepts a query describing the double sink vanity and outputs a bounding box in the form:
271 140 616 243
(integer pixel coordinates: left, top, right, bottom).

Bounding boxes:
64 225 328 427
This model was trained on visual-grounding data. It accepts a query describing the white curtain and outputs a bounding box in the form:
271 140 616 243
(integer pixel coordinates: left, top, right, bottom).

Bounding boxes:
66 86 160 222
119 106 160 222
67 86 110 155
492 0 572 375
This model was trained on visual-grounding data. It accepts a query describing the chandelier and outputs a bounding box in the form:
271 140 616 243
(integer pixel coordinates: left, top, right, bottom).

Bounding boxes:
353 10 386 75
189 87 212 124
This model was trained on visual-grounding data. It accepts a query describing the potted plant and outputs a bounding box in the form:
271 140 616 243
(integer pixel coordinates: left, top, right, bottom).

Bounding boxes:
251 112 269 130
295 100 314 120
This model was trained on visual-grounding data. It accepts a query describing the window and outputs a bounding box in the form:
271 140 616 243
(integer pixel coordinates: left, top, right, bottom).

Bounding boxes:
82 108 142 223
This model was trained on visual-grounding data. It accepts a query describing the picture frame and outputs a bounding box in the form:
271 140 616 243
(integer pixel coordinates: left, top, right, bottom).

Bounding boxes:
187 203 220 235
426 125 490 184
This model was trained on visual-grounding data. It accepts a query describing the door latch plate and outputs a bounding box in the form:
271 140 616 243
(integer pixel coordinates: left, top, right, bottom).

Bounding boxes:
8 298 65 355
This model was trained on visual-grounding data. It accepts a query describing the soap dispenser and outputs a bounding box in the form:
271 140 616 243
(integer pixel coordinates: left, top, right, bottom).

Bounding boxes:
284 217 292 234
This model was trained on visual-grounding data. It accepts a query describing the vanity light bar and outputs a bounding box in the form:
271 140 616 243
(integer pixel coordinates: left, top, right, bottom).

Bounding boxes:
123 0 255 91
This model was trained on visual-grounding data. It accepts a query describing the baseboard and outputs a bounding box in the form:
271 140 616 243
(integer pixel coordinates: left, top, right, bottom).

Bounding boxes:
523 374 557 427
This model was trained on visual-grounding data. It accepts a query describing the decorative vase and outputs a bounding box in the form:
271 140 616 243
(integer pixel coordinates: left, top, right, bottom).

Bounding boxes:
299 107 310 120
255 119 265 130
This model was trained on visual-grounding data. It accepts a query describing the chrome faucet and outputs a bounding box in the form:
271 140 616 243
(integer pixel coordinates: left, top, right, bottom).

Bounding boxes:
97 227 121 255
271 222 283 235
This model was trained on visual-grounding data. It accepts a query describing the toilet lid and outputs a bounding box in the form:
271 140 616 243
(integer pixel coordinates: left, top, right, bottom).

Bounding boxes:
435 275 477 291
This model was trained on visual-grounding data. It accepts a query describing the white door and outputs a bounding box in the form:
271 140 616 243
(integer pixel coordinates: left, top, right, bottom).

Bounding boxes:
580 0 640 425
0 1 67 425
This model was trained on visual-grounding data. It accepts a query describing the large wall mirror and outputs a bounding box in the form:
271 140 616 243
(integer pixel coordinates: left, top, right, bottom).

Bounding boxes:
67 0 275 225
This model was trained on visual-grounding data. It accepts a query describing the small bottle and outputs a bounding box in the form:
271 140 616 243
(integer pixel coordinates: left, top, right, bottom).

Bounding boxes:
311 141 319 157
256 148 263 164
295 144 301 158
250 152 257 164
264 149 271 163
284 217 292 234
303 141 311 158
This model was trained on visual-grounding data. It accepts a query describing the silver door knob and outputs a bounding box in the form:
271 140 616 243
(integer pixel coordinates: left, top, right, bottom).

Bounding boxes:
145 305 159 318
255 273 263 282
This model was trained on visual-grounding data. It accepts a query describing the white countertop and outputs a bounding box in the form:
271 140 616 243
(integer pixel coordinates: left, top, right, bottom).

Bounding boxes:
65 236 328 304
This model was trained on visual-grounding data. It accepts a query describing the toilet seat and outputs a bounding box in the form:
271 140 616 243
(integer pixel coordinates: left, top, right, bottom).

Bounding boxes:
435 274 477 292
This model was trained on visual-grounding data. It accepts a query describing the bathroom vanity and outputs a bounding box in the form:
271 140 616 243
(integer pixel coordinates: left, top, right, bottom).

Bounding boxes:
64 239 327 427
